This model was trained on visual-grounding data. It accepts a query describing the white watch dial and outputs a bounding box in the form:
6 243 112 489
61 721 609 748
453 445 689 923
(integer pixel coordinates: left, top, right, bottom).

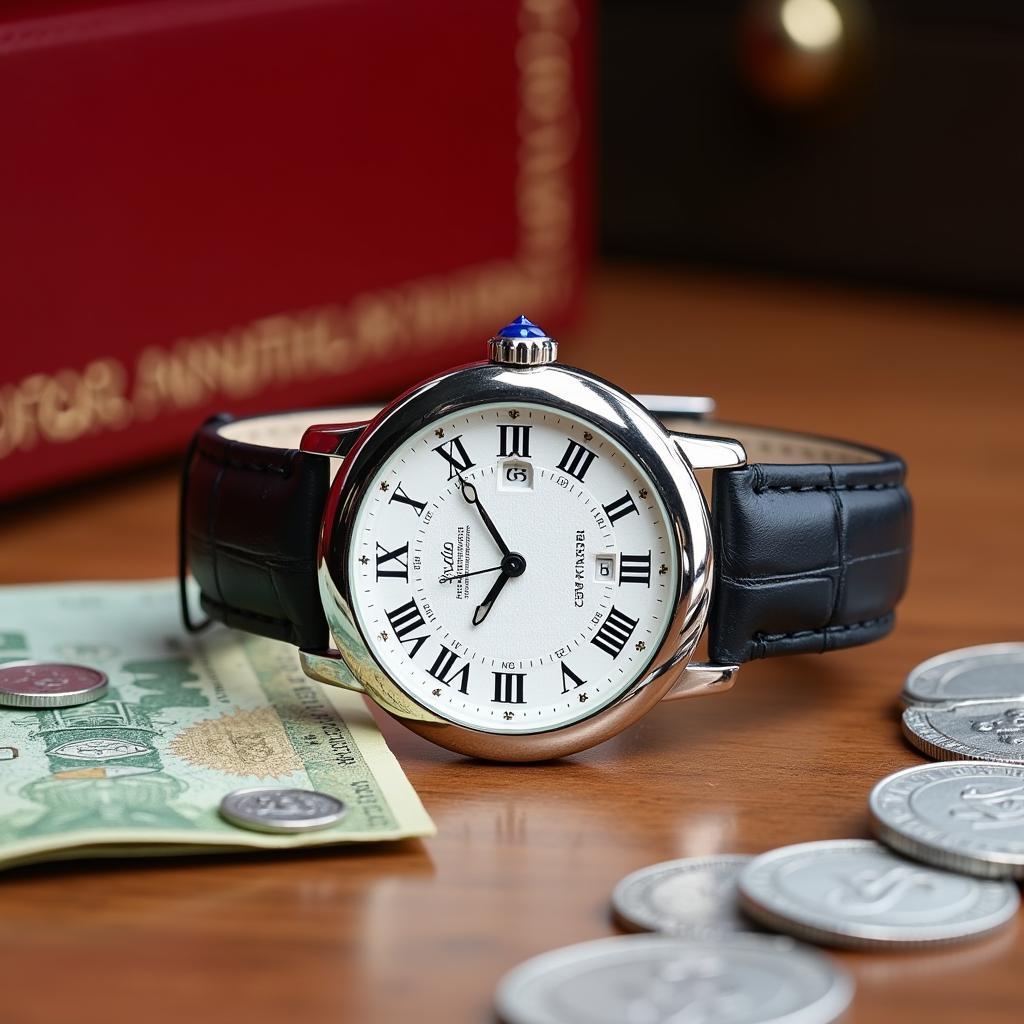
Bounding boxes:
348 402 680 734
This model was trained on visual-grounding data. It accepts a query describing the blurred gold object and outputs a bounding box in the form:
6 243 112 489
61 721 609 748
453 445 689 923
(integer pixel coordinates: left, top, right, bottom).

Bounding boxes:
738 0 871 109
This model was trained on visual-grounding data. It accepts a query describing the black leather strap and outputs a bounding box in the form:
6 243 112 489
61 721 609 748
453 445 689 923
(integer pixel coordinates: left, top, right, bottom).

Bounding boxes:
707 455 911 663
181 403 911 666
657 417 912 665
181 412 332 649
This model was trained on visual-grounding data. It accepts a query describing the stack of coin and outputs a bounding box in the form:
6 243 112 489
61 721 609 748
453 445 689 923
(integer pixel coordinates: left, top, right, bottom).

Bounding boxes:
900 643 1024 707
880 643 1024 878
494 643 1024 1024
900 643 1024 764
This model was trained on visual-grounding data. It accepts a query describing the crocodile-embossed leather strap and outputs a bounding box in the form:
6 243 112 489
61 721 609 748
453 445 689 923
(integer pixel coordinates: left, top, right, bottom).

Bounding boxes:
180 407 379 648
657 416 912 665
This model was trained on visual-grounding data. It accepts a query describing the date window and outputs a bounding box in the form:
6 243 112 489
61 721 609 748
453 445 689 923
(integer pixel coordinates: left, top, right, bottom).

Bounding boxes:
595 554 617 582
498 460 533 491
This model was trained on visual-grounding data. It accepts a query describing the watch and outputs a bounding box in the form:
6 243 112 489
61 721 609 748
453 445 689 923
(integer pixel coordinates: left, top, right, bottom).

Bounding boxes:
180 316 912 761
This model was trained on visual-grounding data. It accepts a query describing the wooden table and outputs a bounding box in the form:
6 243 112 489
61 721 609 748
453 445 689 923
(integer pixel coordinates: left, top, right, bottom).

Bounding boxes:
2 268 1023 1023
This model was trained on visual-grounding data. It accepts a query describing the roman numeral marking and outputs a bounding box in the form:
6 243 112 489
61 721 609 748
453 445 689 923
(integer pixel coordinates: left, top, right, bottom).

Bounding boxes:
385 599 428 658
389 483 426 517
375 541 409 581
432 435 475 479
603 491 639 525
591 606 639 659
556 439 599 482
619 552 652 587
560 662 587 694
497 424 532 458
492 672 526 703
428 645 470 694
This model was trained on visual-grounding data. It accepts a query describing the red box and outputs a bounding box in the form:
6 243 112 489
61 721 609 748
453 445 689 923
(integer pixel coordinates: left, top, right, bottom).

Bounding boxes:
0 0 590 500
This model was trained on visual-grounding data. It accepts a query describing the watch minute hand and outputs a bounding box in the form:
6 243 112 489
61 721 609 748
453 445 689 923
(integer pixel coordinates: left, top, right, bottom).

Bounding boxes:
458 477 510 557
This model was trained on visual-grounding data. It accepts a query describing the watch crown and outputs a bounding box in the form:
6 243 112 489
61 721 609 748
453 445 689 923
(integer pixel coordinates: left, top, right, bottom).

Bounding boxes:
488 315 558 366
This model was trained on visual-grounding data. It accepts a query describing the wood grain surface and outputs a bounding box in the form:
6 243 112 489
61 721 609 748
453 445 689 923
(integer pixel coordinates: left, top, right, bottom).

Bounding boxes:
2 267 1023 1024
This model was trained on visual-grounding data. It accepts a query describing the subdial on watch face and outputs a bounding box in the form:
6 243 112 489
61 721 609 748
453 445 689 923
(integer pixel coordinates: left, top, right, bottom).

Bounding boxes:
348 403 679 734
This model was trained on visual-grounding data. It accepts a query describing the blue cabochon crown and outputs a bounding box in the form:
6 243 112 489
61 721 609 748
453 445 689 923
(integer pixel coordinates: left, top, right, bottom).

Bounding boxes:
495 315 551 340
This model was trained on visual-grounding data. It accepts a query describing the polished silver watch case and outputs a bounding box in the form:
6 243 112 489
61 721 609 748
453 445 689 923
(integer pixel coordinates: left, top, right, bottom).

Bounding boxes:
300 358 745 761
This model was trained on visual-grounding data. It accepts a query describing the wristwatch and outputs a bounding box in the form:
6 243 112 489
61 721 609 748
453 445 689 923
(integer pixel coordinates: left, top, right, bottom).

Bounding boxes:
180 316 912 761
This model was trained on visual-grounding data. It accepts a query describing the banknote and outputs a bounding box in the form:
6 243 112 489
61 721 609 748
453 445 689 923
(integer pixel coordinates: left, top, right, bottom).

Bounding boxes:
0 580 435 868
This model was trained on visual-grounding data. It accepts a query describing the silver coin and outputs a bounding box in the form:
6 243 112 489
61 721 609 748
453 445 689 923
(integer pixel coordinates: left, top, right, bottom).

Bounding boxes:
902 643 1024 706
870 760 1024 878
612 855 758 937
738 838 1017 949
495 934 852 1024
0 660 108 708
218 787 347 834
903 699 1024 763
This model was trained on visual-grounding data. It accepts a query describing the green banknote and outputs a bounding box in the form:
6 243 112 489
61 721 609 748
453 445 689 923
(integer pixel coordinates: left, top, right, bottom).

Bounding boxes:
0 580 435 868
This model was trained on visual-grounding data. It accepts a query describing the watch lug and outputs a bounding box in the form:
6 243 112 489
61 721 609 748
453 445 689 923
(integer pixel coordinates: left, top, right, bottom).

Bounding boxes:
300 422 368 457
299 649 366 693
660 662 738 702
637 394 716 420
673 433 747 471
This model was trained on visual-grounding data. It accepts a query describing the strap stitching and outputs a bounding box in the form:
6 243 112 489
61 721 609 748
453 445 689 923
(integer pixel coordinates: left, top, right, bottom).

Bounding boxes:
754 613 893 644
753 482 901 494
195 443 290 476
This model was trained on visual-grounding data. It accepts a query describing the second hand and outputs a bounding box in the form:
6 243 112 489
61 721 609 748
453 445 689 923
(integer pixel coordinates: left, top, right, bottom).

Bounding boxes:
438 565 504 584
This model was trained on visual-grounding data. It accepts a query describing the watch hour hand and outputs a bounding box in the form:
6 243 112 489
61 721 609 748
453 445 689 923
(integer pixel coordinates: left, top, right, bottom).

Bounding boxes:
470 552 526 625
472 571 510 626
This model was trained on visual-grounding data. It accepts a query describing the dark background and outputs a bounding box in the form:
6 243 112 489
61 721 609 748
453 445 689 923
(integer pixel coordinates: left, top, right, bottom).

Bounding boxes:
600 0 1024 298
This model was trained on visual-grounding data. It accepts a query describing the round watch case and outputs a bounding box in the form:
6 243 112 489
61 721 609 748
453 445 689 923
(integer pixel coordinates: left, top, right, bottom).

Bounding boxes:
316 359 714 761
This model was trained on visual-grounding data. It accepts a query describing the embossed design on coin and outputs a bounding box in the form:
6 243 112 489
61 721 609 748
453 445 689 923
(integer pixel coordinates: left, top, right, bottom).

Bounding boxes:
973 707 1024 743
218 787 347 834
945 779 1024 827
870 761 1024 878
902 644 1024 706
612 855 758 937
903 700 1024 762
0 661 108 709
495 935 853 1024
738 839 1018 948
